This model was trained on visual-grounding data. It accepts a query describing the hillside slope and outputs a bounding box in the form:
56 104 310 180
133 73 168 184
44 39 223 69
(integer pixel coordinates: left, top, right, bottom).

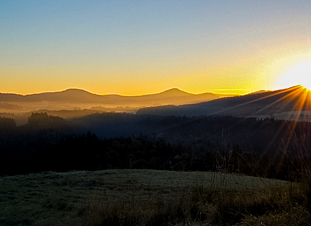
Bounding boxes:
137 85 311 117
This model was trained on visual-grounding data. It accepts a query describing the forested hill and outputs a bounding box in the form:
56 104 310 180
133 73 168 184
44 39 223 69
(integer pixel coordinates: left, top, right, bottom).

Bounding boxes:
2 112 311 155
1 112 311 178
67 112 310 155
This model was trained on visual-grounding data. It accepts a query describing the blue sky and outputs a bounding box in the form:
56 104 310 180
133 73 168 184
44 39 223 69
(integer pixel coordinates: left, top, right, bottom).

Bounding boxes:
1 1 311 95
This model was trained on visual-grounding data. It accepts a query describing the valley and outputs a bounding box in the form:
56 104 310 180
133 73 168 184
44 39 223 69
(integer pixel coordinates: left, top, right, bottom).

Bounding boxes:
1 86 311 225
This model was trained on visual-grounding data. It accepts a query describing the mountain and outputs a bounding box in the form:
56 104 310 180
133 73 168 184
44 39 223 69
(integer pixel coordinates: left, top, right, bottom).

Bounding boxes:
0 88 223 113
0 89 102 103
137 85 311 119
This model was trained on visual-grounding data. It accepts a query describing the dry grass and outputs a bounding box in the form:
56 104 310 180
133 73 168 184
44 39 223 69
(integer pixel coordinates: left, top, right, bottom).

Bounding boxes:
0 169 309 226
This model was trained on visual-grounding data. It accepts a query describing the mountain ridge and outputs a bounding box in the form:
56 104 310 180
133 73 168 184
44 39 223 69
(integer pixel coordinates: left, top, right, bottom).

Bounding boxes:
0 87 216 98
0 88 223 111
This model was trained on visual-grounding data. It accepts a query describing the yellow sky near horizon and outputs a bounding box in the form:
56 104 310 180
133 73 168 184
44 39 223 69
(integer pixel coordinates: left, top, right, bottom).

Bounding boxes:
2 44 310 96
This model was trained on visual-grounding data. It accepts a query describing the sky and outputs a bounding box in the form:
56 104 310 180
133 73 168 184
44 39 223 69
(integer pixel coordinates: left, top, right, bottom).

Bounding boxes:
1 0 311 95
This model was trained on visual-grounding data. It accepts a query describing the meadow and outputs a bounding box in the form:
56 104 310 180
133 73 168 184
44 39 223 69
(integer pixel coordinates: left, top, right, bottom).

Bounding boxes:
1 169 309 226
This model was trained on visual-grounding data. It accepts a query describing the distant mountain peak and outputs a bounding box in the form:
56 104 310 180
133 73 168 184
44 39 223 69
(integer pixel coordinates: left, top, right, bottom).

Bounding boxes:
62 88 93 94
167 88 183 92
160 88 191 95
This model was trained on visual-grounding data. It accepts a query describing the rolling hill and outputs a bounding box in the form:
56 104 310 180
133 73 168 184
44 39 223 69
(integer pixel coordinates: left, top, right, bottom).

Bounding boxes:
0 88 223 111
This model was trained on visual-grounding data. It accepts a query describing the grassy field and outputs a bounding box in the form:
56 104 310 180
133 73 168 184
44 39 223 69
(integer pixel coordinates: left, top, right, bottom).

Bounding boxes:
0 169 310 226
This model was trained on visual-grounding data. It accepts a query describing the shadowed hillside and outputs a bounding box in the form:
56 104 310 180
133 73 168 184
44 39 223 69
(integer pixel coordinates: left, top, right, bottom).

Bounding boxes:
137 85 311 119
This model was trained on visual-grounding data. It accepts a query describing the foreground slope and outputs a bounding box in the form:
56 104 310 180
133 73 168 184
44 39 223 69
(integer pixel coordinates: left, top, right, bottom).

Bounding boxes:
1 169 297 226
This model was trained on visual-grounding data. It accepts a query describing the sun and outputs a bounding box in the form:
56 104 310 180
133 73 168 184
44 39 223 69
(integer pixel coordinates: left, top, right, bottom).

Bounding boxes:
276 59 311 90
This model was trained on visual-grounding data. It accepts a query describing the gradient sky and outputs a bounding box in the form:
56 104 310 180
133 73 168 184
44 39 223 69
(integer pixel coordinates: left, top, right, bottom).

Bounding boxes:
1 1 311 95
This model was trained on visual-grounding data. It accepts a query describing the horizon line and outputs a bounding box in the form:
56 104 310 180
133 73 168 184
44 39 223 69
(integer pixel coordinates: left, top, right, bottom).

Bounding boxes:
0 85 304 97
0 87 237 97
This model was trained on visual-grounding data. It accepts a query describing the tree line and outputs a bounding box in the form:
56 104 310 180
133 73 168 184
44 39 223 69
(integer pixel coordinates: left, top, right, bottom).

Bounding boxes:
0 113 310 181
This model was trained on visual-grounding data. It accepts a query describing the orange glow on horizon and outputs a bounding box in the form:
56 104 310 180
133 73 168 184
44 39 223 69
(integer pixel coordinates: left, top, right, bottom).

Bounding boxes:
2 48 311 96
